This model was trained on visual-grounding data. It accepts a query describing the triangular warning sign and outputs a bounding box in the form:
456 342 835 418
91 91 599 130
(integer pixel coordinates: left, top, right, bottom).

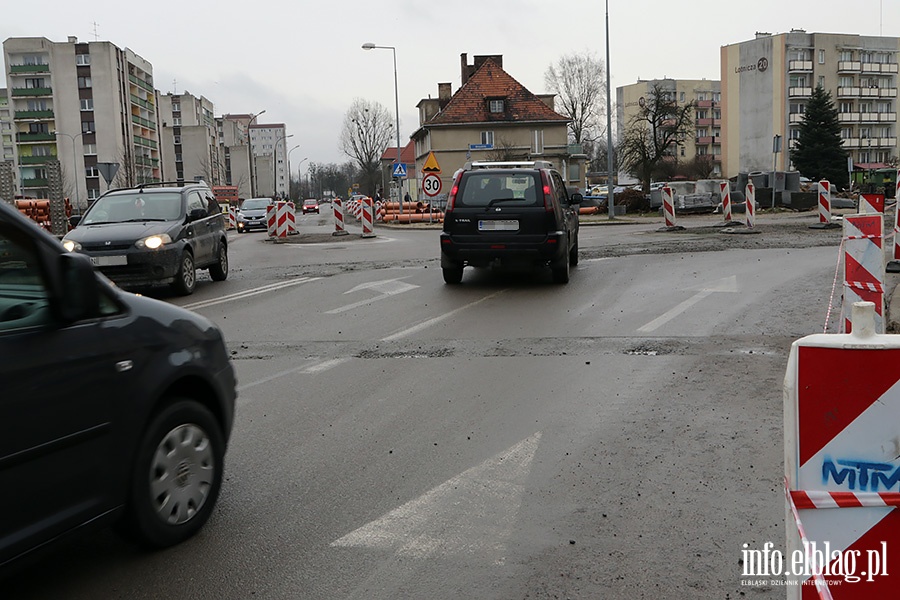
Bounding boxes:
422 152 441 174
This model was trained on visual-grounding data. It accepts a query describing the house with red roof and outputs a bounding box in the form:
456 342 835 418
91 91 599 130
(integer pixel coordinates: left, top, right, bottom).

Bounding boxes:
411 54 587 202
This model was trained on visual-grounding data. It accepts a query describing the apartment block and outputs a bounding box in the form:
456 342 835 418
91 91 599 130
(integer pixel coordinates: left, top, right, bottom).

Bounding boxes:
249 122 290 199
2 36 162 207
158 91 219 185
721 30 900 178
616 78 723 177
216 114 256 199
0 89 14 164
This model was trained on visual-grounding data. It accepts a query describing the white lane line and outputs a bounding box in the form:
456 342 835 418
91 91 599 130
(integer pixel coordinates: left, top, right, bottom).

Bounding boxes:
237 358 350 395
331 432 542 563
183 277 320 310
380 290 507 341
637 290 713 333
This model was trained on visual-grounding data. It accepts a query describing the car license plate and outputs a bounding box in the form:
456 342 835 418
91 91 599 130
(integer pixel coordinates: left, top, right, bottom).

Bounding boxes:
478 219 518 231
91 255 127 266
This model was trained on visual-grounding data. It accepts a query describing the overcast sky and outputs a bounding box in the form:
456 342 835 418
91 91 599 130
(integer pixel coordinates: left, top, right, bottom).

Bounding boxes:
3 1 898 169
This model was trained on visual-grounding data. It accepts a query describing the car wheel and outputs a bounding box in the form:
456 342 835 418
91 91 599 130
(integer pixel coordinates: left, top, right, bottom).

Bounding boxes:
209 244 228 281
551 252 570 284
119 399 225 548
172 251 196 295
569 238 579 267
442 266 464 284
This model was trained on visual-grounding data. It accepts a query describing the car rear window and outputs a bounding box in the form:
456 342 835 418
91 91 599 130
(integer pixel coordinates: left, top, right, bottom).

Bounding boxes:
82 193 183 224
458 172 541 207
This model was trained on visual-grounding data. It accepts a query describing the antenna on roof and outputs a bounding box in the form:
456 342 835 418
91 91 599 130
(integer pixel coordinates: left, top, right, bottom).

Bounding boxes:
91 21 100 41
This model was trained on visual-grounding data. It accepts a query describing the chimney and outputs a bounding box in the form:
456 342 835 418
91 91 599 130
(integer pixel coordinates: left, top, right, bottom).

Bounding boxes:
438 83 451 102
460 53 469 85
68 36 78 43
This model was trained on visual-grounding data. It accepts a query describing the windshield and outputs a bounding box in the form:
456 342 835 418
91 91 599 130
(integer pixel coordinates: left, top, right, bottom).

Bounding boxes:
458 172 541 207
304 200 317 205
241 199 270 210
81 192 183 224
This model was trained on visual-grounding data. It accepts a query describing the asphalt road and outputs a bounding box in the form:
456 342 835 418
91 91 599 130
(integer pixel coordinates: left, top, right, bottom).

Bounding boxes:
4 209 848 599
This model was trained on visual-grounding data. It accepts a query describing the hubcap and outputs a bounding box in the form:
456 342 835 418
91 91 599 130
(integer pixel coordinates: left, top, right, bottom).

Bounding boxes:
182 256 194 288
149 424 214 525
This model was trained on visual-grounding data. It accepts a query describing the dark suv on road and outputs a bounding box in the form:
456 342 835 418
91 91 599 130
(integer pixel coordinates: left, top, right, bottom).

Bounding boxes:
62 182 229 295
0 199 236 576
440 161 582 284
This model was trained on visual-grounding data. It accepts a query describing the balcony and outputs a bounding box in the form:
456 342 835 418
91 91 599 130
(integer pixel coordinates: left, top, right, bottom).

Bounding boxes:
14 109 54 120
18 155 55 164
695 136 715 145
842 137 898 149
859 87 898 98
134 156 159 167
21 178 48 187
788 87 812 98
862 63 899 74
134 135 158 150
10 64 49 73
12 87 52 97
837 86 862 98
788 60 813 72
838 61 862 72
128 74 154 93
16 132 56 142
789 113 806 123
130 94 154 110
131 114 157 130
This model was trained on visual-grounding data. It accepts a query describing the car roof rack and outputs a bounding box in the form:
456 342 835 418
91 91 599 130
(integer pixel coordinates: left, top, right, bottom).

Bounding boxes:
464 160 553 170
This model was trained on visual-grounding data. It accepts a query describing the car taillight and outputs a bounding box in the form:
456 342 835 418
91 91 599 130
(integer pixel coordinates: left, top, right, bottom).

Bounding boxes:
540 171 553 212
446 172 463 213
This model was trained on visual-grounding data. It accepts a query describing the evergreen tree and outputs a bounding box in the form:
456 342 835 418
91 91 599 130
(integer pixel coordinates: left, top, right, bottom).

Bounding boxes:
791 86 849 188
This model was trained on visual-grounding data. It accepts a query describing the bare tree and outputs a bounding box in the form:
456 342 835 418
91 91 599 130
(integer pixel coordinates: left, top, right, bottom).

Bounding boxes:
544 51 606 145
618 83 696 193
339 98 394 197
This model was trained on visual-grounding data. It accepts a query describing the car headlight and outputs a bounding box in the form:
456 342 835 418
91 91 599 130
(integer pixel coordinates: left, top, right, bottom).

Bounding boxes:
62 239 81 252
135 233 173 250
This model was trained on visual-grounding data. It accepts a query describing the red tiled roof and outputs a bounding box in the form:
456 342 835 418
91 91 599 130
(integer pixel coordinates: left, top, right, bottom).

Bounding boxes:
380 141 415 163
426 58 569 126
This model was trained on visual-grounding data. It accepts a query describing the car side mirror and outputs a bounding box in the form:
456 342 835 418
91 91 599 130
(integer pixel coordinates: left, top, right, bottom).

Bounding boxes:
570 193 583 205
69 215 82 227
57 252 100 322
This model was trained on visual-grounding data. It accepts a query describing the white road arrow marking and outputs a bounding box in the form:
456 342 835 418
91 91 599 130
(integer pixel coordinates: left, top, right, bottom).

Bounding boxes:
637 275 738 333
327 278 419 314
331 432 542 563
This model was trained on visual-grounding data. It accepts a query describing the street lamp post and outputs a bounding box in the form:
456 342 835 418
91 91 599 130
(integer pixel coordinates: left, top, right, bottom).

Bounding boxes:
287 144 301 199
53 130 91 214
273 133 294 199
362 42 403 214
248 109 266 198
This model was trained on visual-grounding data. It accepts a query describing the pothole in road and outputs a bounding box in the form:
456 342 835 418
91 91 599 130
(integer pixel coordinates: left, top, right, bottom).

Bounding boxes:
624 343 669 356
357 347 455 359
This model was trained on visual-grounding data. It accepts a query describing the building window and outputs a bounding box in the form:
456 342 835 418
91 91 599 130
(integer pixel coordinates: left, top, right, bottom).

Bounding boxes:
818 76 825 88
818 49 825 64
679 92 685 102
80 99 93 111
83 144 96 155
532 130 544 154
173 117 181 126
81 121 94 133
75 54 91 66
839 76 854 88
87 188 100 200
85 166 99 177
488 99 504 113
481 131 494 146
33 146 52 157
77 76 92 89
840 50 853 62
174 135 182 144
25 78 46 89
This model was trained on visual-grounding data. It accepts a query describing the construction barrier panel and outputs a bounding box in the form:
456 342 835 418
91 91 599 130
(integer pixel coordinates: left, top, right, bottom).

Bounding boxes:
228 206 237 230
784 301 900 598
266 204 277 237
662 186 677 228
361 196 375 238
720 181 733 222
842 213 884 334
818 181 833 225
332 198 348 236
286 201 297 235
860 194 884 215
745 181 756 228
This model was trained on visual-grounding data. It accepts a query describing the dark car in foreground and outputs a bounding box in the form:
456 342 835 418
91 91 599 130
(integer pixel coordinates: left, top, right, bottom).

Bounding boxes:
440 160 582 284
0 199 236 577
236 197 273 233
62 182 228 295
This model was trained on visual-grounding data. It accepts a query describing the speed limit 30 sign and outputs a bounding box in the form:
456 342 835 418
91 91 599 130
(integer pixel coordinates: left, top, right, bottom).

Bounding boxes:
422 172 442 197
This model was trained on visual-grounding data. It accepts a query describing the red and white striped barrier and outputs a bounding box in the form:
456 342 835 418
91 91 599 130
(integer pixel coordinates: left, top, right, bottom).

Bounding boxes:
720 181 732 222
784 301 900 598
818 180 833 224
860 193 885 215
228 206 237 230
661 185 676 228
266 204 277 237
361 196 375 238
842 213 884 333
333 198 348 236
745 181 755 228
286 201 297 235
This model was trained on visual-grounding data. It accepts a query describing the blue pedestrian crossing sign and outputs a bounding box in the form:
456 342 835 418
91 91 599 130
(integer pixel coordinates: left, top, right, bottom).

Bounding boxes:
392 163 407 179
